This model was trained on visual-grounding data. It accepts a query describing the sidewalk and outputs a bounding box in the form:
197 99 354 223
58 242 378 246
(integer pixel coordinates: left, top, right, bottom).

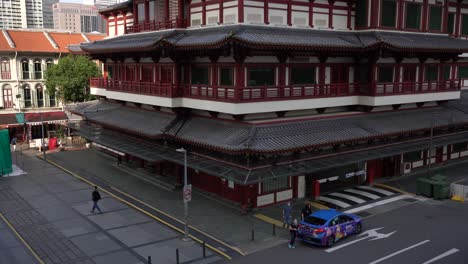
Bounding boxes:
46 149 290 254
1 149 222 264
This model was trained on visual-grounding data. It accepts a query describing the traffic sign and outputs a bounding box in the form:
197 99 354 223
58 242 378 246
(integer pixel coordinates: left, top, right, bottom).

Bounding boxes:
183 184 192 202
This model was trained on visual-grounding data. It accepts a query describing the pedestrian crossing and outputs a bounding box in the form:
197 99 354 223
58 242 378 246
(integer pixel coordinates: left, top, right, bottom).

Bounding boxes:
318 185 397 209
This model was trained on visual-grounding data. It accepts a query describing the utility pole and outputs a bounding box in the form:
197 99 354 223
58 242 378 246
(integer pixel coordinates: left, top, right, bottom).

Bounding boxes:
176 148 190 241
426 113 434 178
41 113 46 160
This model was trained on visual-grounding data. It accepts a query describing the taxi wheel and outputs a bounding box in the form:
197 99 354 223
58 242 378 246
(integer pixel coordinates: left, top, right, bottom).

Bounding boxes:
326 236 335 247
355 223 362 234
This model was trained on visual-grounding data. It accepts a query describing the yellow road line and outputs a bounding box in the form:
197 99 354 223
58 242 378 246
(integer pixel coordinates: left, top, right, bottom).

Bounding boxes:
253 214 284 228
0 212 45 264
44 157 241 259
306 200 329 210
374 183 413 195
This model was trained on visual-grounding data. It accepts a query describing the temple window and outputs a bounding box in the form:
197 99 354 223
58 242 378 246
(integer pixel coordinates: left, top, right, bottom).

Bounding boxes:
219 67 234 86
405 3 421 29
381 0 396 28
378 66 393 83
191 66 210 85
428 6 442 31
248 68 275 86
290 66 316 85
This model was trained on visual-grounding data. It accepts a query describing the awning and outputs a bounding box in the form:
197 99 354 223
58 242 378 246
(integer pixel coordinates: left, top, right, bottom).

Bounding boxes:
0 113 23 127
68 121 468 185
25 112 68 125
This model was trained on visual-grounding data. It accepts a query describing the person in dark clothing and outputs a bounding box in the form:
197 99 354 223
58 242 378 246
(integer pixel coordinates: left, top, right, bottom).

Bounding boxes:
90 186 102 213
301 203 312 221
289 219 298 248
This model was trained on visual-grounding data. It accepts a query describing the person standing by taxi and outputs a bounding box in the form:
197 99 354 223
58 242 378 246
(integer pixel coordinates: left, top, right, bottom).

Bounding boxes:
289 219 298 248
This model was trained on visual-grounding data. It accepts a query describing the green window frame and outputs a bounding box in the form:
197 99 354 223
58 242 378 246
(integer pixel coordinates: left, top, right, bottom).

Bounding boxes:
381 0 397 27
219 67 234 86
462 15 468 35
458 66 468 78
447 13 455 34
378 66 393 83
405 3 421 29
248 68 275 86
425 65 438 82
290 66 315 85
191 66 210 85
428 6 442 31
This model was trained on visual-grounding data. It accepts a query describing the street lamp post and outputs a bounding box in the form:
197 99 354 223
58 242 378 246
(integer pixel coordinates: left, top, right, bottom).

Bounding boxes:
176 147 189 241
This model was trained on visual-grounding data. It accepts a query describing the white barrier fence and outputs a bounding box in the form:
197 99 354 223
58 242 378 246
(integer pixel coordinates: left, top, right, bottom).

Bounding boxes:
450 183 468 201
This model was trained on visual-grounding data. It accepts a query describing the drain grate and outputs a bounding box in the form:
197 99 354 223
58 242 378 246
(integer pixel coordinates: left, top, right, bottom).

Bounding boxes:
403 198 417 203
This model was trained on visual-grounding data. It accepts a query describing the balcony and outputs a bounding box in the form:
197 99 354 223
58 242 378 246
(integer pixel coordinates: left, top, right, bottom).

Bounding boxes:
375 80 461 95
90 78 176 97
1 71 11 79
126 18 187 33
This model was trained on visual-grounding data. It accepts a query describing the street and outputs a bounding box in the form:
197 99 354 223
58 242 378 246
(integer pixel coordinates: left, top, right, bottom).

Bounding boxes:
227 199 468 264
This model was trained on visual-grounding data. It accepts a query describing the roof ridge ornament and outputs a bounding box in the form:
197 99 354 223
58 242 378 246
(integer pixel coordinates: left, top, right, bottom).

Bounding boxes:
43 31 59 49
1 30 15 48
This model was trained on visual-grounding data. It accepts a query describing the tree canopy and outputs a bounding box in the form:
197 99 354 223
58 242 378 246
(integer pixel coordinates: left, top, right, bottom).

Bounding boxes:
44 55 101 103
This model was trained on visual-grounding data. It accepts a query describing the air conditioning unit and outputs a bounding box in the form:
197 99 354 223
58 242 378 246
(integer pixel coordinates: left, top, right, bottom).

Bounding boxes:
403 162 411 174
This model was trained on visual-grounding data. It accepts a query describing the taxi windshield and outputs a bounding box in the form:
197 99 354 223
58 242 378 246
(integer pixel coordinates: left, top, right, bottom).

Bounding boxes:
304 216 327 226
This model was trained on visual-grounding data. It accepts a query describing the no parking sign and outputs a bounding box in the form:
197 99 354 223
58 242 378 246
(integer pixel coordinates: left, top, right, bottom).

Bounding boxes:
183 184 192 202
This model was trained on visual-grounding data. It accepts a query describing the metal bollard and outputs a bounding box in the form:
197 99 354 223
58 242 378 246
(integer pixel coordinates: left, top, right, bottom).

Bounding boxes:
147 256 152 264
251 229 255 241
203 241 206 258
176 249 180 264
273 223 276 236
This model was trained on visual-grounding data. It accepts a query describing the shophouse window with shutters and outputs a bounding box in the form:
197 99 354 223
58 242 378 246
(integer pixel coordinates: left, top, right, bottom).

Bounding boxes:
290 66 315 85
381 0 396 27
248 68 275 86
219 67 234 86
191 66 210 85
378 66 393 83
405 3 421 29
23 84 32 108
21 59 30 79
1 58 10 79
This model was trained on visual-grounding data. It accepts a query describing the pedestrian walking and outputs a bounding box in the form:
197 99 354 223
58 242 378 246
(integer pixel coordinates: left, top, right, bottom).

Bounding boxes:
90 186 102 214
10 137 17 152
282 202 292 229
301 203 312 221
289 219 298 248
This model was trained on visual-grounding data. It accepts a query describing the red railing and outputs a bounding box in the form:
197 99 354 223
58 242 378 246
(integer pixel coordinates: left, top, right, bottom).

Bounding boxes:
1 71 11 79
90 78 176 97
375 79 461 95
126 18 187 33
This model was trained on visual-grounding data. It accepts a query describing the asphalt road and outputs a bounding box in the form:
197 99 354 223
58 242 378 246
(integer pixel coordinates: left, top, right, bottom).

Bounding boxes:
227 199 468 264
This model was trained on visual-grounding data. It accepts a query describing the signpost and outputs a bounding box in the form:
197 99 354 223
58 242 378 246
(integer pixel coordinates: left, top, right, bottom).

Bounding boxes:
183 184 192 202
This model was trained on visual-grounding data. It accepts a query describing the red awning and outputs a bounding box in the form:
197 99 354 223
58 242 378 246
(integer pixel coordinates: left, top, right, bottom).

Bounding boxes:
25 111 68 125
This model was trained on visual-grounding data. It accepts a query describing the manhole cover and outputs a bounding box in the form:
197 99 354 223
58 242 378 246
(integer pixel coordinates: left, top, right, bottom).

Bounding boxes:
403 198 417 203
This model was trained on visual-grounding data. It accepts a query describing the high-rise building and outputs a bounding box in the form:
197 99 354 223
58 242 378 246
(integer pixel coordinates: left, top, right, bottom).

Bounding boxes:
53 2 105 33
83 0 119 8
0 0 57 29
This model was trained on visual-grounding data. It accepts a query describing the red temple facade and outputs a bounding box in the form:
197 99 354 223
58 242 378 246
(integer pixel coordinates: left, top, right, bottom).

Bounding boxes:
68 0 468 208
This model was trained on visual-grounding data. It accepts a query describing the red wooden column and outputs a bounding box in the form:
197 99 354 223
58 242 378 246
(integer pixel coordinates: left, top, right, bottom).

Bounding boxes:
219 0 224 24
397 0 404 29
370 0 379 28
165 0 170 21
346 0 352 29
287 0 292 26
369 56 378 96
366 160 376 184
318 56 327 95
442 0 448 33
238 0 244 23
439 59 446 90
309 0 314 28
202 0 206 25
122 11 127 34
418 57 427 92
455 0 462 37
277 54 287 97
210 56 219 98
178 0 183 21
113 13 118 36
394 57 402 93
264 1 269 24
422 0 428 32
328 0 335 29
313 180 320 199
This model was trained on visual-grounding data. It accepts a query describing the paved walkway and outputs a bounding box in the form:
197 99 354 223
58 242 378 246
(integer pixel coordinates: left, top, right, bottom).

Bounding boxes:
0 149 221 264
46 148 290 254
0 211 38 264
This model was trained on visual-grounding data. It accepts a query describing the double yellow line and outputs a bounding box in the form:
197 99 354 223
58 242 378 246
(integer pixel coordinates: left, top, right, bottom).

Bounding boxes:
0 212 45 264
44 157 245 260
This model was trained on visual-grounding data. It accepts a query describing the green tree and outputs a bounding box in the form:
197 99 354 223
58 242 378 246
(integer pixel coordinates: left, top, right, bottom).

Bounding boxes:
44 55 101 103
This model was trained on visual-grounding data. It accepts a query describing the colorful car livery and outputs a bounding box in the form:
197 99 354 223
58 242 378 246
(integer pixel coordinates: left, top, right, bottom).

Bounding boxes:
298 209 362 247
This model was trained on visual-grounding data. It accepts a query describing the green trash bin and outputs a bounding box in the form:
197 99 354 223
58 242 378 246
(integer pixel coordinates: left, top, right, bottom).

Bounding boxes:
430 174 447 183
417 178 434 197
433 182 450 200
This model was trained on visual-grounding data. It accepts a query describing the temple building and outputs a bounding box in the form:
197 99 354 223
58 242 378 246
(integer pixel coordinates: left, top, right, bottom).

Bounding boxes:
68 0 468 208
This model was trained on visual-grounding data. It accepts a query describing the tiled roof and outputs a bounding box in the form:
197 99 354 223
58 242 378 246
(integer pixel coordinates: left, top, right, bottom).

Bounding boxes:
67 91 468 153
79 24 468 53
86 34 106 42
0 31 14 50
48 32 87 52
25 112 68 123
7 31 55 52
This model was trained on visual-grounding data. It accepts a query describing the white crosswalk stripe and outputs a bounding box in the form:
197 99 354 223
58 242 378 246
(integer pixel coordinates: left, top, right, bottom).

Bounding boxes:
357 185 394 196
343 188 381 199
318 196 352 208
328 192 366 204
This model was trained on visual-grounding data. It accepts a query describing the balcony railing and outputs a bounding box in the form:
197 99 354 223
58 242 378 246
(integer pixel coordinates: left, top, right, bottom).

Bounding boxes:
90 78 176 97
375 80 461 95
126 18 187 33
90 77 462 103
1 71 11 79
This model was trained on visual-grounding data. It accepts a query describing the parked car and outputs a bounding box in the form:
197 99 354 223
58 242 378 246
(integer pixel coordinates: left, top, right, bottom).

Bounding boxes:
298 209 362 247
